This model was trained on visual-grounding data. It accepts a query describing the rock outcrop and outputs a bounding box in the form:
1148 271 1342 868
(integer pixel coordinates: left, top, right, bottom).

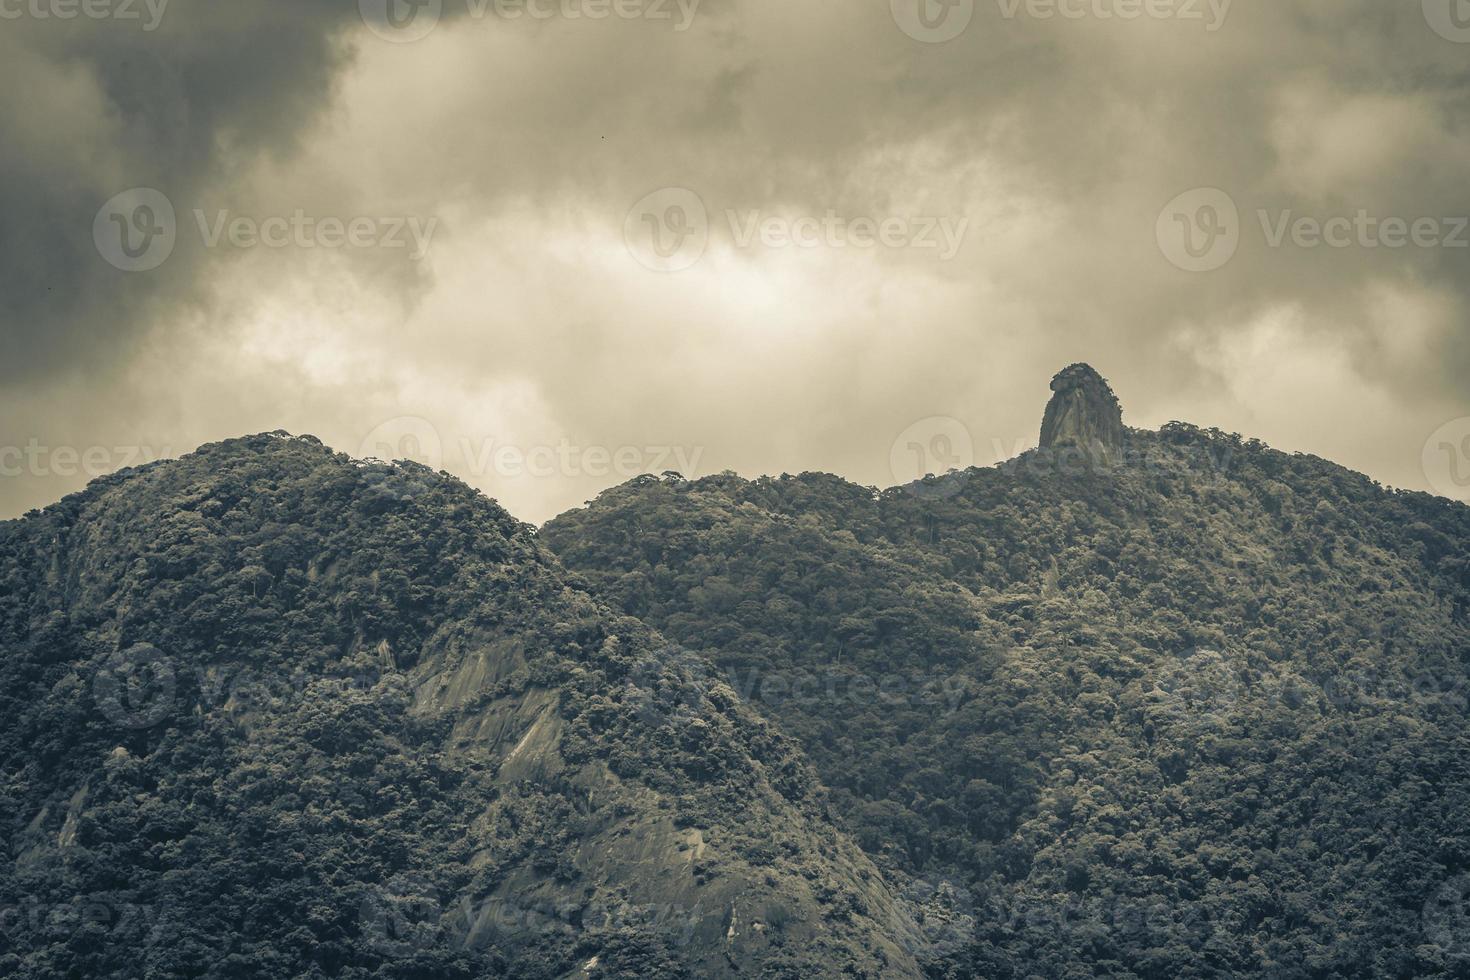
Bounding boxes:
1039 363 1124 462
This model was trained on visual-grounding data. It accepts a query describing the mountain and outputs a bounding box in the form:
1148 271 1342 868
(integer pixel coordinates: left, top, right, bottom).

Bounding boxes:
7 367 1470 979
542 365 1470 978
0 432 924 979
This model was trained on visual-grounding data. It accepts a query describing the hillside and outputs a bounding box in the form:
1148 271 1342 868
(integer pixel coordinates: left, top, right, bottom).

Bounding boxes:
0 433 923 979
542 367 1470 978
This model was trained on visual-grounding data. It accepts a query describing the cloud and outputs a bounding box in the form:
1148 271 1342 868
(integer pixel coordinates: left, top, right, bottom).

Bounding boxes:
0 0 366 383
2 0 1468 520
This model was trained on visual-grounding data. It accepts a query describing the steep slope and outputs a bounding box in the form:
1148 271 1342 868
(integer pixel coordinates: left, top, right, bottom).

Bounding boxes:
0 432 923 979
542 370 1470 978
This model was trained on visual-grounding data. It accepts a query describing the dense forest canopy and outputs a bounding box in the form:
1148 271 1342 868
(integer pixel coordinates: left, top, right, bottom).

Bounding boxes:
5 361 1470 978
543 421 1470 978
0 433 922 979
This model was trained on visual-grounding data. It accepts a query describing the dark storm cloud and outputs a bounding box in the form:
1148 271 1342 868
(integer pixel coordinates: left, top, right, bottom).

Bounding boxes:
0 0 402 383
2 0 1469 522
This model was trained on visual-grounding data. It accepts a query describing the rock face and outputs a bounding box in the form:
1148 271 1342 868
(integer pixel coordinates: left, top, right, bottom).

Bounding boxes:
1039 363 1124 461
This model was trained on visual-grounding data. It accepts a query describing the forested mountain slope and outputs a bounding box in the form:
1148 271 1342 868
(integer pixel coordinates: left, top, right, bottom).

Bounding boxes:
0 433 923 979
542 373 1470 978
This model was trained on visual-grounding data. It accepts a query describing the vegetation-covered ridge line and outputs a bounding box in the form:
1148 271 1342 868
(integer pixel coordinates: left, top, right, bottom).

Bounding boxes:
0 432 924 978
541 413 1470 977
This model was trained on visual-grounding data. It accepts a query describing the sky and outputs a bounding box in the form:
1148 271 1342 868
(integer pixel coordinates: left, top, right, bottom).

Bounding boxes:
2 0 1469 523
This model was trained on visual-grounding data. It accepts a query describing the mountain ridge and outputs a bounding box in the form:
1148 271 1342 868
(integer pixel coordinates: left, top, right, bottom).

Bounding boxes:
5 377 1470 977
542 394 1470 977
0 431 925 979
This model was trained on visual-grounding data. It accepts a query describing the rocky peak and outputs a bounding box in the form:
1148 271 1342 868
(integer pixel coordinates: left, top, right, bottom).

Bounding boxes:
1039 363 1124 459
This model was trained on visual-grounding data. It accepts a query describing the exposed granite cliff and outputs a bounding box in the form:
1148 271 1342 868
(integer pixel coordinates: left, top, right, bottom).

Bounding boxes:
1039 363 1125 462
